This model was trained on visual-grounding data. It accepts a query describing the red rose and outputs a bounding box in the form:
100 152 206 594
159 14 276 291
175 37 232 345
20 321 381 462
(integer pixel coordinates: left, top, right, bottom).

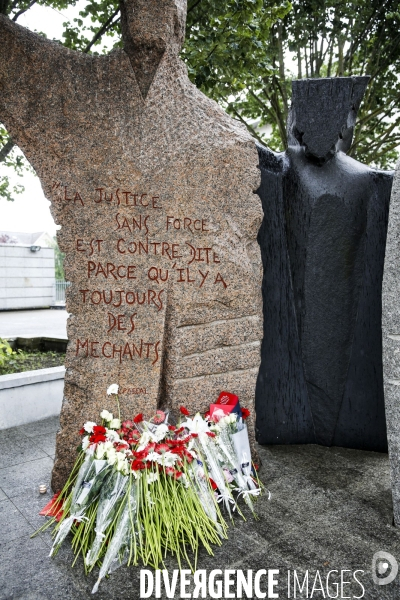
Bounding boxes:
206 431 216 438
93 425 107 434
179 406 189 416
209 478 218 491
191 433 198 438
241 407 250 420
133 413 144 424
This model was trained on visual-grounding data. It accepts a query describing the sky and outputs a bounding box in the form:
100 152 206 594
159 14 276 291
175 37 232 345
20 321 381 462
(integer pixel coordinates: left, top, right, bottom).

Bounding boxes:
0 2 112 236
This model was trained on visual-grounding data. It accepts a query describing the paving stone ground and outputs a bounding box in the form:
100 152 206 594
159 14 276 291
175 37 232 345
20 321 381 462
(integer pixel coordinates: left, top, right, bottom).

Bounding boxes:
0 309 68 339
1 417 400 599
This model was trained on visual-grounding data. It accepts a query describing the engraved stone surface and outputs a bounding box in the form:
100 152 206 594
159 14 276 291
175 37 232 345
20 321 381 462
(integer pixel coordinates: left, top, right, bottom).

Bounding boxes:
0 0 262 490
382 161 400 525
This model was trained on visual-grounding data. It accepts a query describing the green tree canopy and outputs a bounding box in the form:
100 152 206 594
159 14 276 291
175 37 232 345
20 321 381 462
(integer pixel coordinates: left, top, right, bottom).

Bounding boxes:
231 0 400 167
1 0 400 204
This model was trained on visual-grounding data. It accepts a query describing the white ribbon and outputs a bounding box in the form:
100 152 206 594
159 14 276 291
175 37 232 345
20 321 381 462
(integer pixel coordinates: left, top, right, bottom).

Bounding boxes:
94 528 106 540
216 493 237 511
74 514 89 523
235 487 261 500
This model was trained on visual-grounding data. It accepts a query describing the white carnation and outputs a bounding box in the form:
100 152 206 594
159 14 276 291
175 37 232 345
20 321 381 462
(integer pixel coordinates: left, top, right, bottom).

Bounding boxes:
83 421 97 433
106 448 117 465
95 443 106 459
154 424 169 442
106 429 120 443
81 436 90 451
109 418 121 430
100 410 113 422
137 431 152 452
107 384 119 395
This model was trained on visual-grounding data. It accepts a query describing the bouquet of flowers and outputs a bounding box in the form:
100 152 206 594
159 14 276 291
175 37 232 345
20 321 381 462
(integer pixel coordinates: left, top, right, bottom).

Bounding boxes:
34 385 264 593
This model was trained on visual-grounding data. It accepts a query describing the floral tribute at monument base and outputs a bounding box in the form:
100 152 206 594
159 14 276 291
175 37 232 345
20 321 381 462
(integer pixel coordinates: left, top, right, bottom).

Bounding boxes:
33 386 263 594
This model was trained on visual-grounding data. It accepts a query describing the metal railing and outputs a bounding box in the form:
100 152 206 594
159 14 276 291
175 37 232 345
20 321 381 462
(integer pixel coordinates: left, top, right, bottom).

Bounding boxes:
55 280 70 304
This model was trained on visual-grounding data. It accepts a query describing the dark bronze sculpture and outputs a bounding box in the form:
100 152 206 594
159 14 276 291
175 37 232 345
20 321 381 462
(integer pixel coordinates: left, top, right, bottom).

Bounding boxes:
256 77 393 452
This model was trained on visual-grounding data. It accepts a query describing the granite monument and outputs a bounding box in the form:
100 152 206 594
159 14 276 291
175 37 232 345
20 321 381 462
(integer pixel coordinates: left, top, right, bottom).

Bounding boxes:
0 0 263 490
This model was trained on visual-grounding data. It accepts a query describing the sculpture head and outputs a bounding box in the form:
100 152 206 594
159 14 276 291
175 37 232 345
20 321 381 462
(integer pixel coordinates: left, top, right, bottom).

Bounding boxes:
119 0 187 98
120 0 187 55
287 76 370 162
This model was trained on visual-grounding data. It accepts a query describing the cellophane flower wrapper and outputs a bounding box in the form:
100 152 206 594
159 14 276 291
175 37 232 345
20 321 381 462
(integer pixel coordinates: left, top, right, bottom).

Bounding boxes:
91 478 139 594
50 458 110 557
230 425 258 492
217 423 255 512
195 433 236 516
189 460 224 538
85 471 128 567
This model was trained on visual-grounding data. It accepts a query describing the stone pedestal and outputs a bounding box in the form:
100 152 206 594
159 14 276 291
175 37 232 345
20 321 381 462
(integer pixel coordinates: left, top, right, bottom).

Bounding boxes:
382 162 400 525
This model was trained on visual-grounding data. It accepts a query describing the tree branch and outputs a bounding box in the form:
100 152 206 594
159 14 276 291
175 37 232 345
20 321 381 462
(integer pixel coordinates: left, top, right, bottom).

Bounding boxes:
12 0 37 22
0 138 15 162
219 95 265 145
187 0 203 14
83 8 120 54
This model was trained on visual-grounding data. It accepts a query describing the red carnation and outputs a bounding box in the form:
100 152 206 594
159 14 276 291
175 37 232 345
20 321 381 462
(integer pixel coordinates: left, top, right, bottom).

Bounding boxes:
206 431 216 438
179 406 189 416
93 425 107 434
79 427 85 435
89 433 106 444
133 413 144 424
131 460 146 471
191 433 198 438
168 425 176 431
174 471 183 480
122 420 134 429
165 467 175 476
241 407 250 420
